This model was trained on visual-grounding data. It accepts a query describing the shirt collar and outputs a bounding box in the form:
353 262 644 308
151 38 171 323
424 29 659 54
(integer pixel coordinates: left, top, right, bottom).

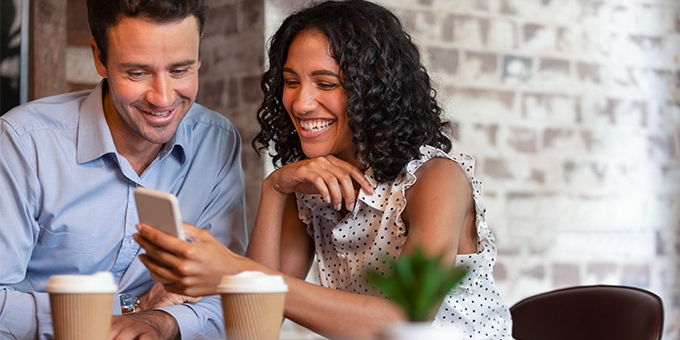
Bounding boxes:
356 168 390 212
76 81 116 165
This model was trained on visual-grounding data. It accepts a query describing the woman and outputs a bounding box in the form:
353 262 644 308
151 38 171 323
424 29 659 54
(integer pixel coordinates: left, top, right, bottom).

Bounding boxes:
134 1 512 339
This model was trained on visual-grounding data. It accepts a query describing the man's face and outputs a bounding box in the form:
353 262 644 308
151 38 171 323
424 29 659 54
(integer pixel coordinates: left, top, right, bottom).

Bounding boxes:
91 16 201 148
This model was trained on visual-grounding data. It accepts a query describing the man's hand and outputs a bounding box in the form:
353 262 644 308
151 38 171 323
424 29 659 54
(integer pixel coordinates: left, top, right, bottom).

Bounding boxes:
137 282 202 312
109 310 179 340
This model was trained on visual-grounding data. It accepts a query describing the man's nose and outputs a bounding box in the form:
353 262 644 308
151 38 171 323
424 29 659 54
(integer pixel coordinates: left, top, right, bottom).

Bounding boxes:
146 75 174 108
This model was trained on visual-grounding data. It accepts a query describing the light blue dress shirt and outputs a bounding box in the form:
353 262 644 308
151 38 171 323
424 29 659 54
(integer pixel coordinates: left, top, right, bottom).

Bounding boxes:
0 81 248 339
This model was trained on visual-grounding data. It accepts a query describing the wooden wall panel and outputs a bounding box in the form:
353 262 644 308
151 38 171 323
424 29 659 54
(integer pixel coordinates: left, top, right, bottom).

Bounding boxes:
29 0 67 100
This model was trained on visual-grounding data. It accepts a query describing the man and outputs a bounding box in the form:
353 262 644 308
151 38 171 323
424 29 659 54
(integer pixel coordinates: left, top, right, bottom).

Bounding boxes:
0 0 247 338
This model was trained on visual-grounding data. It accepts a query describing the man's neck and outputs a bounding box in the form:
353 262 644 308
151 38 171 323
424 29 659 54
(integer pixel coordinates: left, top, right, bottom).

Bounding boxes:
102 84 162 176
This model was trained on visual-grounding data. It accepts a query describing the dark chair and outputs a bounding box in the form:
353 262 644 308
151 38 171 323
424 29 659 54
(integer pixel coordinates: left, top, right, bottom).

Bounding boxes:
510 285 664 340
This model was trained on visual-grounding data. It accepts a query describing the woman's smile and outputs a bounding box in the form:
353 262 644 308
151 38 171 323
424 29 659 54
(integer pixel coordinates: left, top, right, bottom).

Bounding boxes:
298 118 335 134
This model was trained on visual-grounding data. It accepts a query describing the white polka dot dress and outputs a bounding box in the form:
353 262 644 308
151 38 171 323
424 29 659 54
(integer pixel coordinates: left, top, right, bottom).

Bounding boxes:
296 145 513 339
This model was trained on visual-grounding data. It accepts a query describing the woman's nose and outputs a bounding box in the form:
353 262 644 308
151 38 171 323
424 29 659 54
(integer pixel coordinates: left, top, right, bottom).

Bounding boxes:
291 85 319 114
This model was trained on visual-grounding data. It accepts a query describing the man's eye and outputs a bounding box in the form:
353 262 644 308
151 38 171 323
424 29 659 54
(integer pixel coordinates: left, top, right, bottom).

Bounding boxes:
128 71 146 79
171 69 188 76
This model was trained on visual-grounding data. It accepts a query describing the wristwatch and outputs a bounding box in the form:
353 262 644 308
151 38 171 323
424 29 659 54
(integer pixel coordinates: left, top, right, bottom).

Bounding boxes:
119 293 141 315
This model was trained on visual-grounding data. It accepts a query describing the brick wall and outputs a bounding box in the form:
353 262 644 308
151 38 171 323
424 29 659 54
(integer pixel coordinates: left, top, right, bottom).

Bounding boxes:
268 0 680 339
196 0 265 233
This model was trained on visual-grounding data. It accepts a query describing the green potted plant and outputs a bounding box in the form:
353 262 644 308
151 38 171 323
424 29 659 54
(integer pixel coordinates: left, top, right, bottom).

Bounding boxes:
367 248 467 339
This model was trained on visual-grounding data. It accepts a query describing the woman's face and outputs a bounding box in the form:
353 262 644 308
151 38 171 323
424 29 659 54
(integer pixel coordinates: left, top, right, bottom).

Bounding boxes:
281 29 356 164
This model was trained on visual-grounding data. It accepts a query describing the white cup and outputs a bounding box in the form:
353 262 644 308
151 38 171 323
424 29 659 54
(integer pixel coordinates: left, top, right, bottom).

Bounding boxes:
46 272 118 340
217 271 288 340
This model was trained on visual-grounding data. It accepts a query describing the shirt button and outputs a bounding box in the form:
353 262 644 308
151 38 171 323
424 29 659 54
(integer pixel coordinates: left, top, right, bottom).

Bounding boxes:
129 237 137 246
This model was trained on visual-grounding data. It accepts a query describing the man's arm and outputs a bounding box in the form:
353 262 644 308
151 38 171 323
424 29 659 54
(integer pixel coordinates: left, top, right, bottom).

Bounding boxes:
143 122 247 339
0 118 54 339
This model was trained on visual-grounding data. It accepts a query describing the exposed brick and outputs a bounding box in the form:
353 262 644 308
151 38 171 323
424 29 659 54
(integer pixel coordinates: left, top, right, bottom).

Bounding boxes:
445 87 515 115
543 128 571 149
465 51 497 73
239 0 264 32
529 170 545 184
197 78 225 109
427 47 459 75
209 34 263 74
629 35 663 55
522 93 577 123
502 55 532 83
499 0 518 16
507 126 537 153
648 133 677 159
488 19 517 49
563 161 608 187
577 62 602 84
523 24 556 51
536 58 571 86
446 14 487 47
226 77 239 109
484 157 514 179
241 75 262 104
460 51 498 82
205 4 238 37
539 58 570 76
596 98 619 124
556 27 579 54
471 0 491 12
473 123 498 146
579 0 606 20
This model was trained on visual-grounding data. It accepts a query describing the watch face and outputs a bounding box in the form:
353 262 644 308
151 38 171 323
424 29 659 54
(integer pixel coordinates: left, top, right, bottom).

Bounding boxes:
119 293 139 314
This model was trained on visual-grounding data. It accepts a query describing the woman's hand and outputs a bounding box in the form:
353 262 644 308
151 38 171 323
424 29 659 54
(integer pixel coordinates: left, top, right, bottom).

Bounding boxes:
267 155 373 211
136 282 202 312
134 223 250 297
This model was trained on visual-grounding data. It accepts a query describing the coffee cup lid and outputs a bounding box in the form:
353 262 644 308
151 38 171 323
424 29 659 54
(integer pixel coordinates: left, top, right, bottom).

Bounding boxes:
217 271 288 293
46 271 118 293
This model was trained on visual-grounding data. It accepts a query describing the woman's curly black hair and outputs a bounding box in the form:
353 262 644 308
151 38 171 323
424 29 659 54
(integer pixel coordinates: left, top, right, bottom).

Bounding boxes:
252 0 452 183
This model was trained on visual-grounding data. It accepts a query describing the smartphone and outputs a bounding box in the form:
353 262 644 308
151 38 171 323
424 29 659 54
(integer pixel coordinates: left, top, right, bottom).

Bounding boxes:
134 187 185 240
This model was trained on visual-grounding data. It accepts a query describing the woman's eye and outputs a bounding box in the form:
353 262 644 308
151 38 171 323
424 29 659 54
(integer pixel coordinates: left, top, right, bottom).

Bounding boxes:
283 79 300 87
318 82 338 90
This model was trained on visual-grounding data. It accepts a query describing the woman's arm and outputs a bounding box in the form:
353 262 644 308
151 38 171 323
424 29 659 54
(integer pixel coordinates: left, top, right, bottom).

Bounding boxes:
401 157 477 265
246 180 314 278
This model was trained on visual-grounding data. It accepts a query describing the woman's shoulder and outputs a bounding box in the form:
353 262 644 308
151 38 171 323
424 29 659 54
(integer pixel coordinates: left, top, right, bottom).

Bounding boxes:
405 145 475 184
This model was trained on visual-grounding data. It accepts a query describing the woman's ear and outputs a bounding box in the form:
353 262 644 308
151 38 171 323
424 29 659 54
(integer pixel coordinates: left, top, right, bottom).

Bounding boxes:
90 38 108 78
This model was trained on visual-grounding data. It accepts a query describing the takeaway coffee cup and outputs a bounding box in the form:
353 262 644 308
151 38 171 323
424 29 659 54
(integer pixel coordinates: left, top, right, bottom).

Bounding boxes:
46 271 118 340
217 271 288 340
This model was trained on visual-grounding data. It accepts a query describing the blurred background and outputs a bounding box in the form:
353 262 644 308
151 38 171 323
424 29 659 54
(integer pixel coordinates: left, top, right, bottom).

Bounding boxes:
2 0 678 338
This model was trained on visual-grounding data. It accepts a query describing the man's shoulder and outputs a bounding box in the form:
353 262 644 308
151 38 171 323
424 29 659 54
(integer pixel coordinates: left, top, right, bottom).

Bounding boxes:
184 103 238 133
1 90 92 132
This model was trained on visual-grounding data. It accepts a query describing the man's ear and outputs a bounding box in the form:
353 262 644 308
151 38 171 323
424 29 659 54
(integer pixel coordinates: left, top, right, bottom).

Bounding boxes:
90 38 108 78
